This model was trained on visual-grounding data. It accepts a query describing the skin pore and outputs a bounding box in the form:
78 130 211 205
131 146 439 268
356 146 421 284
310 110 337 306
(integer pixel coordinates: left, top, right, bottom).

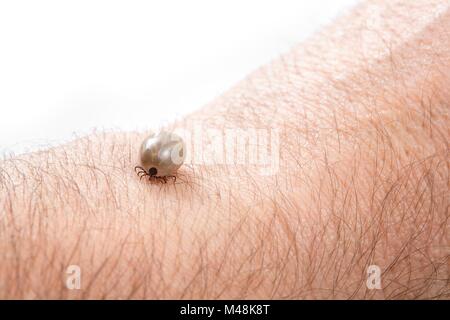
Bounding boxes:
0 0 449 299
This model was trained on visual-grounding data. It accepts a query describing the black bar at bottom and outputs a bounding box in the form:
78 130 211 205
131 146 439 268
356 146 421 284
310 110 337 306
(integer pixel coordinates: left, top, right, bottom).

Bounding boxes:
0 300 447 318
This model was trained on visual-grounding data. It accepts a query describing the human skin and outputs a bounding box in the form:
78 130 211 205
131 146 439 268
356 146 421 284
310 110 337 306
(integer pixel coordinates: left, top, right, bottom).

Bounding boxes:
0 0 449 299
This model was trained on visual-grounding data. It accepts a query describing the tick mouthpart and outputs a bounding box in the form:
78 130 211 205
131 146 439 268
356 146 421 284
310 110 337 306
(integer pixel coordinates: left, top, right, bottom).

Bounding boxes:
149 167 158 176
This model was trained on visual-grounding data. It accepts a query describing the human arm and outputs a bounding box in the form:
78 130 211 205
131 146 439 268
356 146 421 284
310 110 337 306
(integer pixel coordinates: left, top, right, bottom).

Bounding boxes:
0 0 449 299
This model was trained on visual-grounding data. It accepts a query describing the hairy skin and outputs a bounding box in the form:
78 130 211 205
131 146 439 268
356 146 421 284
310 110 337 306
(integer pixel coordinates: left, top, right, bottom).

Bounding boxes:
0 0 449 299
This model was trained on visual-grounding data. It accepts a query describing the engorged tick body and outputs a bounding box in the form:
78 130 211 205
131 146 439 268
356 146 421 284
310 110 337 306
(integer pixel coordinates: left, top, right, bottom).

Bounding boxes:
135 131 186 183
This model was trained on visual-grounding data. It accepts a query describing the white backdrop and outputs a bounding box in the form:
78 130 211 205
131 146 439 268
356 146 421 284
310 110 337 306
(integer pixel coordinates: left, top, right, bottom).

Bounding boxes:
0 0 358 156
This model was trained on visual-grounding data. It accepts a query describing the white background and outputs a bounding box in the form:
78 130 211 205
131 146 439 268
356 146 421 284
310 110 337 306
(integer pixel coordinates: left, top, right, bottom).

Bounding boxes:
0 0 358 156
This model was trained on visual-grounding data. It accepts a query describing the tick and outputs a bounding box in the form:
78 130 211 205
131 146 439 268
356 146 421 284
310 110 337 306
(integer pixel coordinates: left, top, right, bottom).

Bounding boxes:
135 131 186 183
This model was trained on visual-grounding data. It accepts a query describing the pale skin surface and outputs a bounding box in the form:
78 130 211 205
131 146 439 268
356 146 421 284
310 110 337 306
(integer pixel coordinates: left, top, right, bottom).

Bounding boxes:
0 0 449 299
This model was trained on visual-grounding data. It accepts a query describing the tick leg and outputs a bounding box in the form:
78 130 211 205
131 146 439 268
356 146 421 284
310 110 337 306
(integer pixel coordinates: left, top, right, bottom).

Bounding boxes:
135 166 149 176
138 172 172 184
140 172 149 181
135 166 152 180
138 171 148 179
137 170 147 177
154 176 167 184
134 166 146 174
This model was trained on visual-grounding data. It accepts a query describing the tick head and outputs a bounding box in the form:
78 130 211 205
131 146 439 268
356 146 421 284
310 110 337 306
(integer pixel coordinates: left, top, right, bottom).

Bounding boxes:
149 167 158 176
